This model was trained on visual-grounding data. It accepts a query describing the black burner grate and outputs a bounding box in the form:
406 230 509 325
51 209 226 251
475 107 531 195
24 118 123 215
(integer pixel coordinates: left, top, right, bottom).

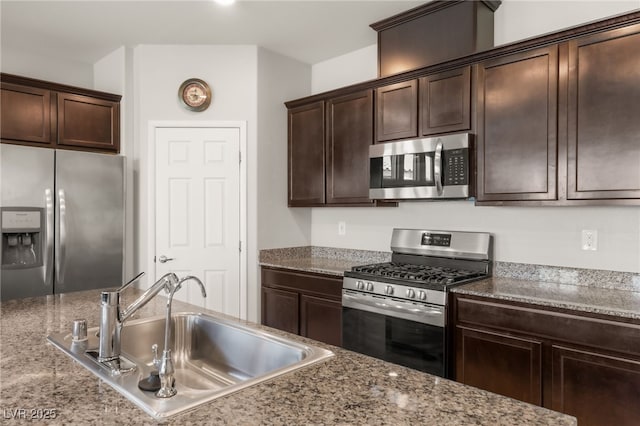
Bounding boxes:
351 262 485 285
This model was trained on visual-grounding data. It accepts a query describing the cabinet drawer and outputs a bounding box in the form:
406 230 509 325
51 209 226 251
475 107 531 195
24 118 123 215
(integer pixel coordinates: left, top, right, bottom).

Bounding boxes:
261 268 342 299
455 297 640 358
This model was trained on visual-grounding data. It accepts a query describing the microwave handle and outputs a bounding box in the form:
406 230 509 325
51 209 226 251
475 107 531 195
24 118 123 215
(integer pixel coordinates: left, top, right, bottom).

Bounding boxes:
434 140 443 196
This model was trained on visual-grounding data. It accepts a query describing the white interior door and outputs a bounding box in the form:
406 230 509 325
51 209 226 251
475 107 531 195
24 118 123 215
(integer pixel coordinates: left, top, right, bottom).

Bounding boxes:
155 126 241 316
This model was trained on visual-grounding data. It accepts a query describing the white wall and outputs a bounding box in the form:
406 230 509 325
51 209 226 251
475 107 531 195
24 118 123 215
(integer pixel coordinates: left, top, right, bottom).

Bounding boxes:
93 47 136 283
309 1 640 274
257 47 312 250
0 46 93 87
494 0 640 46
311 44 377 94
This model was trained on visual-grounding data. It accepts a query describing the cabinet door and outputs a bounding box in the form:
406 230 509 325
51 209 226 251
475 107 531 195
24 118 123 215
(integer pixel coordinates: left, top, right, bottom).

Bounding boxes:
476 46 558 202
288 101 325 206
552 345 640 426
420 66 471 136
455 326 542 405
326 90 373 205
566 24 640 200
1 83 54 146
261 287 299 335
375 80 418 142
300 294 342 346
57 93 120 152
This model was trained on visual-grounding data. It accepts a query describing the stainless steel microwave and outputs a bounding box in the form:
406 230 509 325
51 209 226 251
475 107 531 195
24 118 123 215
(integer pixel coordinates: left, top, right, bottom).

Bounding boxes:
369 133 473 200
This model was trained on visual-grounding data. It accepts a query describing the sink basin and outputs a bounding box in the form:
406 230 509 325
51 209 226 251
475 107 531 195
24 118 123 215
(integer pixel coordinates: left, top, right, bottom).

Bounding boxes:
47 312 334 420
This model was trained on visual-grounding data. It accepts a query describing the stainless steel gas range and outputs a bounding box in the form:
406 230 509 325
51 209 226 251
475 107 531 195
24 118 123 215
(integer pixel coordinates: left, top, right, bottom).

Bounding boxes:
342 228 492 378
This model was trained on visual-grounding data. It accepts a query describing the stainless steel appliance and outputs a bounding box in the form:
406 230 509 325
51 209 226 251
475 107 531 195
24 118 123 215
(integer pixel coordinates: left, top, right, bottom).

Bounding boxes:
369 133 473 200
342 228 492 377
1 144 124 300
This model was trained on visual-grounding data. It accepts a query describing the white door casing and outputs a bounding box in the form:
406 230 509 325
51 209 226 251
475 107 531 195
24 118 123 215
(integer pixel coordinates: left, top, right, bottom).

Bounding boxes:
150 123 246 318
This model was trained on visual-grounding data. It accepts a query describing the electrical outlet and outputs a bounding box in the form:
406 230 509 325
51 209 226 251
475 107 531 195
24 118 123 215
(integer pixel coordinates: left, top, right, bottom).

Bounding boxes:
338 221 346 236
581 229 598 251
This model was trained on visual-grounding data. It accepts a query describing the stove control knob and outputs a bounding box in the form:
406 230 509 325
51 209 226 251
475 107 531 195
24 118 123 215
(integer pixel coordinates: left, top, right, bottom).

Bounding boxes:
406 289 416 298
366 282 374 292
418 291 427 301
356 280 365 290
385 285 394 295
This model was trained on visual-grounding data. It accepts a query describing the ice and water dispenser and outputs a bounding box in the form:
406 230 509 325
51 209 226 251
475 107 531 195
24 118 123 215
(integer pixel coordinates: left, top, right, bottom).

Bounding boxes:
1 208 43 269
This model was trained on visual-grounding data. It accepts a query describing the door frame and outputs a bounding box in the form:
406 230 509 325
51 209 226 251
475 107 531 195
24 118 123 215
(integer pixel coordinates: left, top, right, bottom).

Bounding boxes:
146 120 248 319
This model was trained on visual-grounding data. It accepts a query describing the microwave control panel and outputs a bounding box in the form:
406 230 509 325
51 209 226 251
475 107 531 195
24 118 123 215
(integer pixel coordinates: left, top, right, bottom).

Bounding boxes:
443 148 468 186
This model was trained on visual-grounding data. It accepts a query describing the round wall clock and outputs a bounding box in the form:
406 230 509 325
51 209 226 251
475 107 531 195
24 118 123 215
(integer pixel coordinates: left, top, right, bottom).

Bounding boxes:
178 78 212 112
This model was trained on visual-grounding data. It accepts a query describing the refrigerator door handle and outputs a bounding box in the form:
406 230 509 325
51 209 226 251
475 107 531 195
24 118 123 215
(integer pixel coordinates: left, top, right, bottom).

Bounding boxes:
56 189 67 285
44 188 54 287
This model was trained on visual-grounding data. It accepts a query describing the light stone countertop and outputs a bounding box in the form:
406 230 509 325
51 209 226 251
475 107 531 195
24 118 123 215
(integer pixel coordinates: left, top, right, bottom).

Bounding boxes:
453 277 640 321
259 246 390 276
0 289 576 425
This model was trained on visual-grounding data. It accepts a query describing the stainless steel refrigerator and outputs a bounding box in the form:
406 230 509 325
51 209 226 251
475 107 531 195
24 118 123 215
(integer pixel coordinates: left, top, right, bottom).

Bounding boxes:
1 144 124 300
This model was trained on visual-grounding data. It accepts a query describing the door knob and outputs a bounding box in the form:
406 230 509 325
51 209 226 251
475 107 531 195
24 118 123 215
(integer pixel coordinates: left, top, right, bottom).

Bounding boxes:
158 255 174 264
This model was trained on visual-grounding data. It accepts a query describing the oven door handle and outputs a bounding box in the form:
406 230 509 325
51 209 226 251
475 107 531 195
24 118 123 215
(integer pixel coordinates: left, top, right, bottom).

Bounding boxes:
342 293 444 327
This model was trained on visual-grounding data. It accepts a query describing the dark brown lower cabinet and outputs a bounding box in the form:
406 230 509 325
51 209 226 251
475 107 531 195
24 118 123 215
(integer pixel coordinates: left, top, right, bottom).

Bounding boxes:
261 286 299 335
300 294 342 346
551 345 640 426
261 267 342 347
452 294 640 425
456 326 542 405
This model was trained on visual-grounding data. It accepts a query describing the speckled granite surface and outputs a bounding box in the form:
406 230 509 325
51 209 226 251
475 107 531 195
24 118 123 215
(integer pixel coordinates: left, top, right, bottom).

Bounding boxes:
259 246 390 276
0 289 576 425
494 261 640 292
453 277 640 320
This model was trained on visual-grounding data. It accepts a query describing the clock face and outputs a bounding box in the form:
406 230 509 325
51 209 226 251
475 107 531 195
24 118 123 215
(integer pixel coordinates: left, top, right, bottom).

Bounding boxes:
179 79 212 111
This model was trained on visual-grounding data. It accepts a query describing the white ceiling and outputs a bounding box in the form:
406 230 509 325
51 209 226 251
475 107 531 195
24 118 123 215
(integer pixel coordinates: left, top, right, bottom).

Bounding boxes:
0 0 424 66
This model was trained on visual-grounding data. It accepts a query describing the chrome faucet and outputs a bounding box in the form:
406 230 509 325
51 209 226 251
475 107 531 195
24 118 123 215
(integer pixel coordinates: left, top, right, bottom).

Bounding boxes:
156 276 207 398
98 272 179 364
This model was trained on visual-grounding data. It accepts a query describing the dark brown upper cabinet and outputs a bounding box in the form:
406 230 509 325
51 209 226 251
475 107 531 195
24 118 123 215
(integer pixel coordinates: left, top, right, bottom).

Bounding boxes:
1 73 121 153
0 83 54 146
476 46 558 203
420 66 472 136
371 1 500 78
566 23 640 201
288 101 325 206
57 93 120 152
326 90 374 205
375 80 418 143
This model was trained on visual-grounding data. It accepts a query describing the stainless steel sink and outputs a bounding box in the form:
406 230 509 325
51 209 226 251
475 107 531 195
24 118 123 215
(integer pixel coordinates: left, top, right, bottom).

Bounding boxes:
47 312 334 420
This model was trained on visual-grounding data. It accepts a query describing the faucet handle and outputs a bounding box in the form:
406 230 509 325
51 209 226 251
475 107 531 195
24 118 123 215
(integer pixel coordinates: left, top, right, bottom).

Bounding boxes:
118 271 146 293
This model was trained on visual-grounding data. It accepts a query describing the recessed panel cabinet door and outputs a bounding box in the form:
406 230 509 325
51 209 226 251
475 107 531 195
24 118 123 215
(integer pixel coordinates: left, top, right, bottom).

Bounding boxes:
567 24 640 200
261 287 299 335
300 294 342 346
476 46 558 202
455 326 543 405
57 93 120 152
326 90 373 204
288 101 325 206
0 83 54 146
375 80 418 143
420 66 471 136
552 345 640 426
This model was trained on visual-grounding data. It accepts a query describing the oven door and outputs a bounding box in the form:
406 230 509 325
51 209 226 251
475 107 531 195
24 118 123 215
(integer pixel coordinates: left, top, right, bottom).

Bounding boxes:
342 290 446 377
